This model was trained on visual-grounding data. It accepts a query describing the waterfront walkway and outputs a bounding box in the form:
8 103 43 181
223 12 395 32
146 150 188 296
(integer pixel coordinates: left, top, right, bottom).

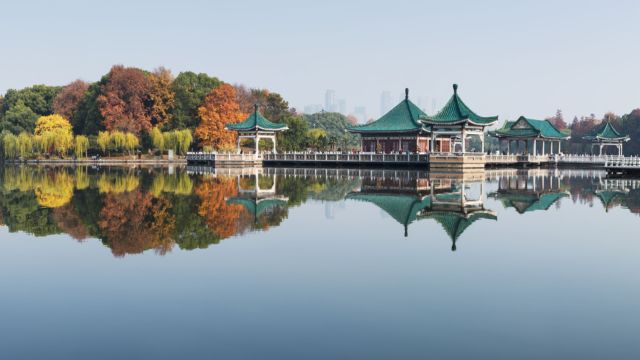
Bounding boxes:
187 152 636 169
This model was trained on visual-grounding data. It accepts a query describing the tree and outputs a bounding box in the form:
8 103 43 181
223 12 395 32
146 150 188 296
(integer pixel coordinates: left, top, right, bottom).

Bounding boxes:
1 85 60 117
234 86 291 122
2 133 18 159
72 81 104 135
97 131 110 154
74 135 89 158
34 114 73 136
0 101 39 134
151 127 165 153
124 133 139 155
169 71 221 130
17 132 33 158
53 80 89 121
546 109 567 130
277 114 309 151
302 112 359 148
195 84 246 150
307 128 328 151
148 67 175 128
97 65 152 135
175 129 192 155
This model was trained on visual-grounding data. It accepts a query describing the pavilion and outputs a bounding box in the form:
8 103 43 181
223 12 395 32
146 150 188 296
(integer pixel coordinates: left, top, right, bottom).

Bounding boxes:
347 89 431 153
226 104 288 154
582 122 629 156
489 117 569 155
419 84 498 154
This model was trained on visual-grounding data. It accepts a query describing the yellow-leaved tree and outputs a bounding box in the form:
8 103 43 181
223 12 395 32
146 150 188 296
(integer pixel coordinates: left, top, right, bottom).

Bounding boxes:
34 114 74 156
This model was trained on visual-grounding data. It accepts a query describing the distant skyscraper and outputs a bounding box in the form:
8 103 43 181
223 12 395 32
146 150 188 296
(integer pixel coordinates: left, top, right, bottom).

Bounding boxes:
338 99 347 114
325 90 336 112
354 106 367 123
380 91 392 116
304 104 323 114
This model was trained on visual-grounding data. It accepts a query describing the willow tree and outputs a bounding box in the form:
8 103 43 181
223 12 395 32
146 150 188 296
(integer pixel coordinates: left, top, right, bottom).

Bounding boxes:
124 133 139 155
17 132 33 158
151 127 165 153
97 131 110 155
3 133 18 159
34 114 73 156
74 135 90 158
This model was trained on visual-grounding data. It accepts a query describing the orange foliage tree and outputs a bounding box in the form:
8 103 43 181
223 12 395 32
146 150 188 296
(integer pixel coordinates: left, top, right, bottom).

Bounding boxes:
195 176 251 239
97 65 153 136
195 84 246 150
148 67 175 128
53 80 89 122
98 191 176 256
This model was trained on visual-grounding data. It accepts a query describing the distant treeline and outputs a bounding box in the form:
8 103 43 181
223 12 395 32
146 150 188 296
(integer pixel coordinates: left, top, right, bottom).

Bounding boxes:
0 65 359 158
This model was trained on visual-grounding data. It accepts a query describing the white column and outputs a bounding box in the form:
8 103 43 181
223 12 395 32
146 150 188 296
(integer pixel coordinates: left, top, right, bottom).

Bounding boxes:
255 135 260 154
533 139 537 155
461 127 467 154
430 133 436 153
542 141 545 155
237 136 241 154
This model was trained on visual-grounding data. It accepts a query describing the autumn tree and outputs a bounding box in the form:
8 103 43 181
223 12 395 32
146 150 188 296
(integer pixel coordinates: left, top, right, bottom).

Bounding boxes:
546 109 567 130
97 65 152 135
234 86 291 122
53 80 90 121
34 114 74 156
195 84 246 150
196 177 250 239
148 67 175 128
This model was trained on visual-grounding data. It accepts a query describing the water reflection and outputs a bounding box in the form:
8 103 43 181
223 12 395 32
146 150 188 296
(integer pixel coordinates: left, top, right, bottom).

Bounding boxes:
1 166 640 257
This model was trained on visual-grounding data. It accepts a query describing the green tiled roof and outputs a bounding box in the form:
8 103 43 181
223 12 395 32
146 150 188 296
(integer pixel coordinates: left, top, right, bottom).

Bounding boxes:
347 89 429 134
347 192 432 236
493 191 568 214
583 122 629 141
226 105 289 131
420 84 498 126
227 198 288 218
594 190 627 211
421 211 497 247
489 117 569 139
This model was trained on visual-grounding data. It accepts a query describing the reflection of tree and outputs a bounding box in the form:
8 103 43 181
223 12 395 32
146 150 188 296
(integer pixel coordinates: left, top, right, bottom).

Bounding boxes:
53 204 89 241
98 191 176 257
0 191 59 236
195 177 252 239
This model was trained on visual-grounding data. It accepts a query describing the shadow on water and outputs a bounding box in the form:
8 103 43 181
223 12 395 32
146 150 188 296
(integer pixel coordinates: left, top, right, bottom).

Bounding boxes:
0 165 639 257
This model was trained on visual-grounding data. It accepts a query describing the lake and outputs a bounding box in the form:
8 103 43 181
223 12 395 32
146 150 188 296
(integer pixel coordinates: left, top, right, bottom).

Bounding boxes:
0 165 639 359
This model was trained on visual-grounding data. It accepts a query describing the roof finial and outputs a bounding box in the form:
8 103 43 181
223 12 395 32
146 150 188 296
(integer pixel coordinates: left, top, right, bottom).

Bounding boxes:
254 104 259 113
453 83 458 94
404 224 408 237
405 88 409 100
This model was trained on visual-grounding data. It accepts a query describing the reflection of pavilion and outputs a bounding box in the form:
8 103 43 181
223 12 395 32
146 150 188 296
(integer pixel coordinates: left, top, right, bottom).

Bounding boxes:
594 178 635 212
227 173 289 223
489 172 569 214
348 176 496 251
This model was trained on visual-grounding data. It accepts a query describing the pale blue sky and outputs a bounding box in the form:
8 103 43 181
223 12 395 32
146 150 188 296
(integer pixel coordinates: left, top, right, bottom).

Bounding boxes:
1 0 639 123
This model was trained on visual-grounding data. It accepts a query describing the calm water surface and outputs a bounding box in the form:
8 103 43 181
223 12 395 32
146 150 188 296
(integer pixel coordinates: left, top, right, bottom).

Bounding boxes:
0 165 638 359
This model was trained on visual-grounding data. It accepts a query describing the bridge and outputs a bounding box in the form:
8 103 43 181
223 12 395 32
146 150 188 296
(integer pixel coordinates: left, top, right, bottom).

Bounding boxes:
604 157 640 175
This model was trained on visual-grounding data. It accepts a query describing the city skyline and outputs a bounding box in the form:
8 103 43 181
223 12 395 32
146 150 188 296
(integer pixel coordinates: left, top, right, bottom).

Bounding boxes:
1 0 639 124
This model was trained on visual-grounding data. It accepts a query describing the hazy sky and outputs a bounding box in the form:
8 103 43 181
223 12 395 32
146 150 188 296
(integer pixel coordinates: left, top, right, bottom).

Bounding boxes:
1 0 639 123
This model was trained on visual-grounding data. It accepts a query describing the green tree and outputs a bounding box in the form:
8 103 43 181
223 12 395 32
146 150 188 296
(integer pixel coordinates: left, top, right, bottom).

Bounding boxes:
97 131 110 155
302 112 359 149
72 81 104 135
169 72 221 130
277 114 309 151
0 101 39 134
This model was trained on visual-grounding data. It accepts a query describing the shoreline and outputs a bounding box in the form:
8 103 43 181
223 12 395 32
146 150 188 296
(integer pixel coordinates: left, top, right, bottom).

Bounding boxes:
3 158 187 165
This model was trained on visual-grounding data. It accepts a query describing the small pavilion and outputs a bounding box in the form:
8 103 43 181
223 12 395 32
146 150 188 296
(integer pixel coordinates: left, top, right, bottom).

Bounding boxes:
582 122 629 156
489 117 569 155
347 89 430 153
225 105 288 154
419 84 498 153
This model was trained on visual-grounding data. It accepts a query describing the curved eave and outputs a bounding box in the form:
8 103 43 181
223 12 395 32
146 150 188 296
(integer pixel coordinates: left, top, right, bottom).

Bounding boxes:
346 127 430 135
420 117 498 127
582 135 630 142
226 125 289 131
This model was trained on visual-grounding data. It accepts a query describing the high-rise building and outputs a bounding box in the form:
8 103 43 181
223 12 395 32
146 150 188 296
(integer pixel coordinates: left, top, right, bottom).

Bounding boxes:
354 106 367 123
325 90 336 112
304 104 323 114
380 91 392 116
338 99 347 114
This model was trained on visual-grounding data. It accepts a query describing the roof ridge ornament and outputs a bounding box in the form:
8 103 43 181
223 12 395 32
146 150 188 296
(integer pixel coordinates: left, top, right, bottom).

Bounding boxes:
254 104 259 113
453 83 458 94
405 88 409 100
